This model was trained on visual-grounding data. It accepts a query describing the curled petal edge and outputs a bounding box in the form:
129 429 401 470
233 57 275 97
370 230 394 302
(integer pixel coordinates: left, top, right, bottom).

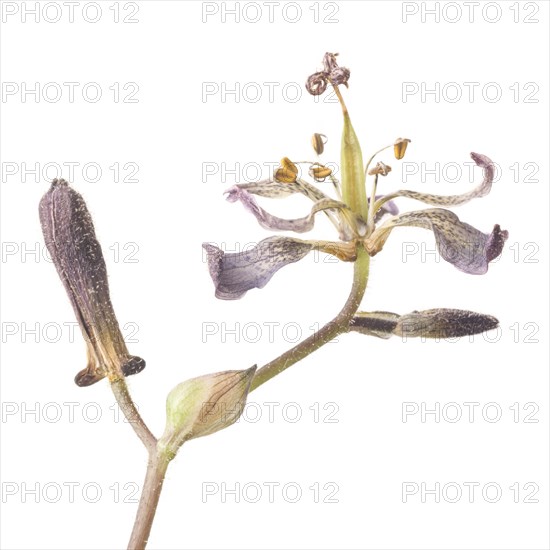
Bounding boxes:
225 185 366 237
364 208 508 275
373 152 494 215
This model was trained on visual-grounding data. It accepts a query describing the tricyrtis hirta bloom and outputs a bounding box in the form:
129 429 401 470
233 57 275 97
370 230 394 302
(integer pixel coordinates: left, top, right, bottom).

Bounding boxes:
40 179 145 386
204 53 508 302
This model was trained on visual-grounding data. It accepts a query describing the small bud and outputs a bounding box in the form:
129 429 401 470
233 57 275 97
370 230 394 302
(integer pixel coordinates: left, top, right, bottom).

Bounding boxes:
275 157 299 183
309 164 333 181
394 138 411 160
158 366 257 457
368 162 392 176
395 309 498 339
311 133 327 155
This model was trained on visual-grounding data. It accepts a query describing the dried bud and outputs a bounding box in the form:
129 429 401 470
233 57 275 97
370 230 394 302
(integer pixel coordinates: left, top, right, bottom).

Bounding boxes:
275 157 299 183
368 162 392 176
311 133 327 155
306 71 328 96
394 138 411 160
39 179 145 386
351 309 499 339
158 366 257 456
309 164 333 181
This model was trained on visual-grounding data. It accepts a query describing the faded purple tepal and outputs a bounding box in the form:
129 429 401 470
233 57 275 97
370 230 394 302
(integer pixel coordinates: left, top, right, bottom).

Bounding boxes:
39 179 145 386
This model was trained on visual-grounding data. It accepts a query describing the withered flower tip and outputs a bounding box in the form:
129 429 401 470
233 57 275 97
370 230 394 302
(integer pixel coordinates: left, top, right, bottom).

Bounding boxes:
306 72 328 96
306 52 350 96
39 178 145 386
322 52 350 87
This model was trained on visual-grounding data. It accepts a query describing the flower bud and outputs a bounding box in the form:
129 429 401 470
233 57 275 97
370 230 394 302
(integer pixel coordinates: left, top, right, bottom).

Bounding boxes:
394 138 411 160
351 309 499 339
39 179 145 386
311 133 327 155
158 366 257 457
395 309 498 339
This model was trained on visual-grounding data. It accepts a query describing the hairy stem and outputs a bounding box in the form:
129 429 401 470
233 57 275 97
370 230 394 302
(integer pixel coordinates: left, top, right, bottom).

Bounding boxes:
127 452 171 550
110 378 165 549
250 245 370 391
110 378 157 454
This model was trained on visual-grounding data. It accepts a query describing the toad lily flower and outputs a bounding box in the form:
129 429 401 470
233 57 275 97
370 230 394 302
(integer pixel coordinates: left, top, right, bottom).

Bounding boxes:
203 53 508 301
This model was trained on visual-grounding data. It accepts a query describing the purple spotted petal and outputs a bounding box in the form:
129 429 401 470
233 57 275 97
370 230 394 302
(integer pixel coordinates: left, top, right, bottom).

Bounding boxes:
373 194 399 223
229 179 351 237
233 178 326 202
368 208 508 275
374 152 495 214
225 185 355 235
203 237 314 300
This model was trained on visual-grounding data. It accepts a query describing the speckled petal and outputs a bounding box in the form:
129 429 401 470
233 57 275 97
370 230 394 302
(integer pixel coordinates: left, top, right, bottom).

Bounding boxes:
203 237 313 300
366 208 508 275
374 152 494 214
225 185 359 235
202 237 355 300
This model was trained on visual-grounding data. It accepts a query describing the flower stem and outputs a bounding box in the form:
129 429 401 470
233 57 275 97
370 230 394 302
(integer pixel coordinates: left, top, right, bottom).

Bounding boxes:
109 378 167 550
250 245 370 392
332 84 348 115
110 378 157 454
127 451 171 550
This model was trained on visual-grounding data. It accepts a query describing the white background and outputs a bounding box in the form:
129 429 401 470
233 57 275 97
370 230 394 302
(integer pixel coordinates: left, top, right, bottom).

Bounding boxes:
1 1 549 549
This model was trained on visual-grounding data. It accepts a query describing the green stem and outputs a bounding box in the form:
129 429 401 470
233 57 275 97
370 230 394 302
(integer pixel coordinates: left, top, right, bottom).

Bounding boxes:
250 245 370 391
